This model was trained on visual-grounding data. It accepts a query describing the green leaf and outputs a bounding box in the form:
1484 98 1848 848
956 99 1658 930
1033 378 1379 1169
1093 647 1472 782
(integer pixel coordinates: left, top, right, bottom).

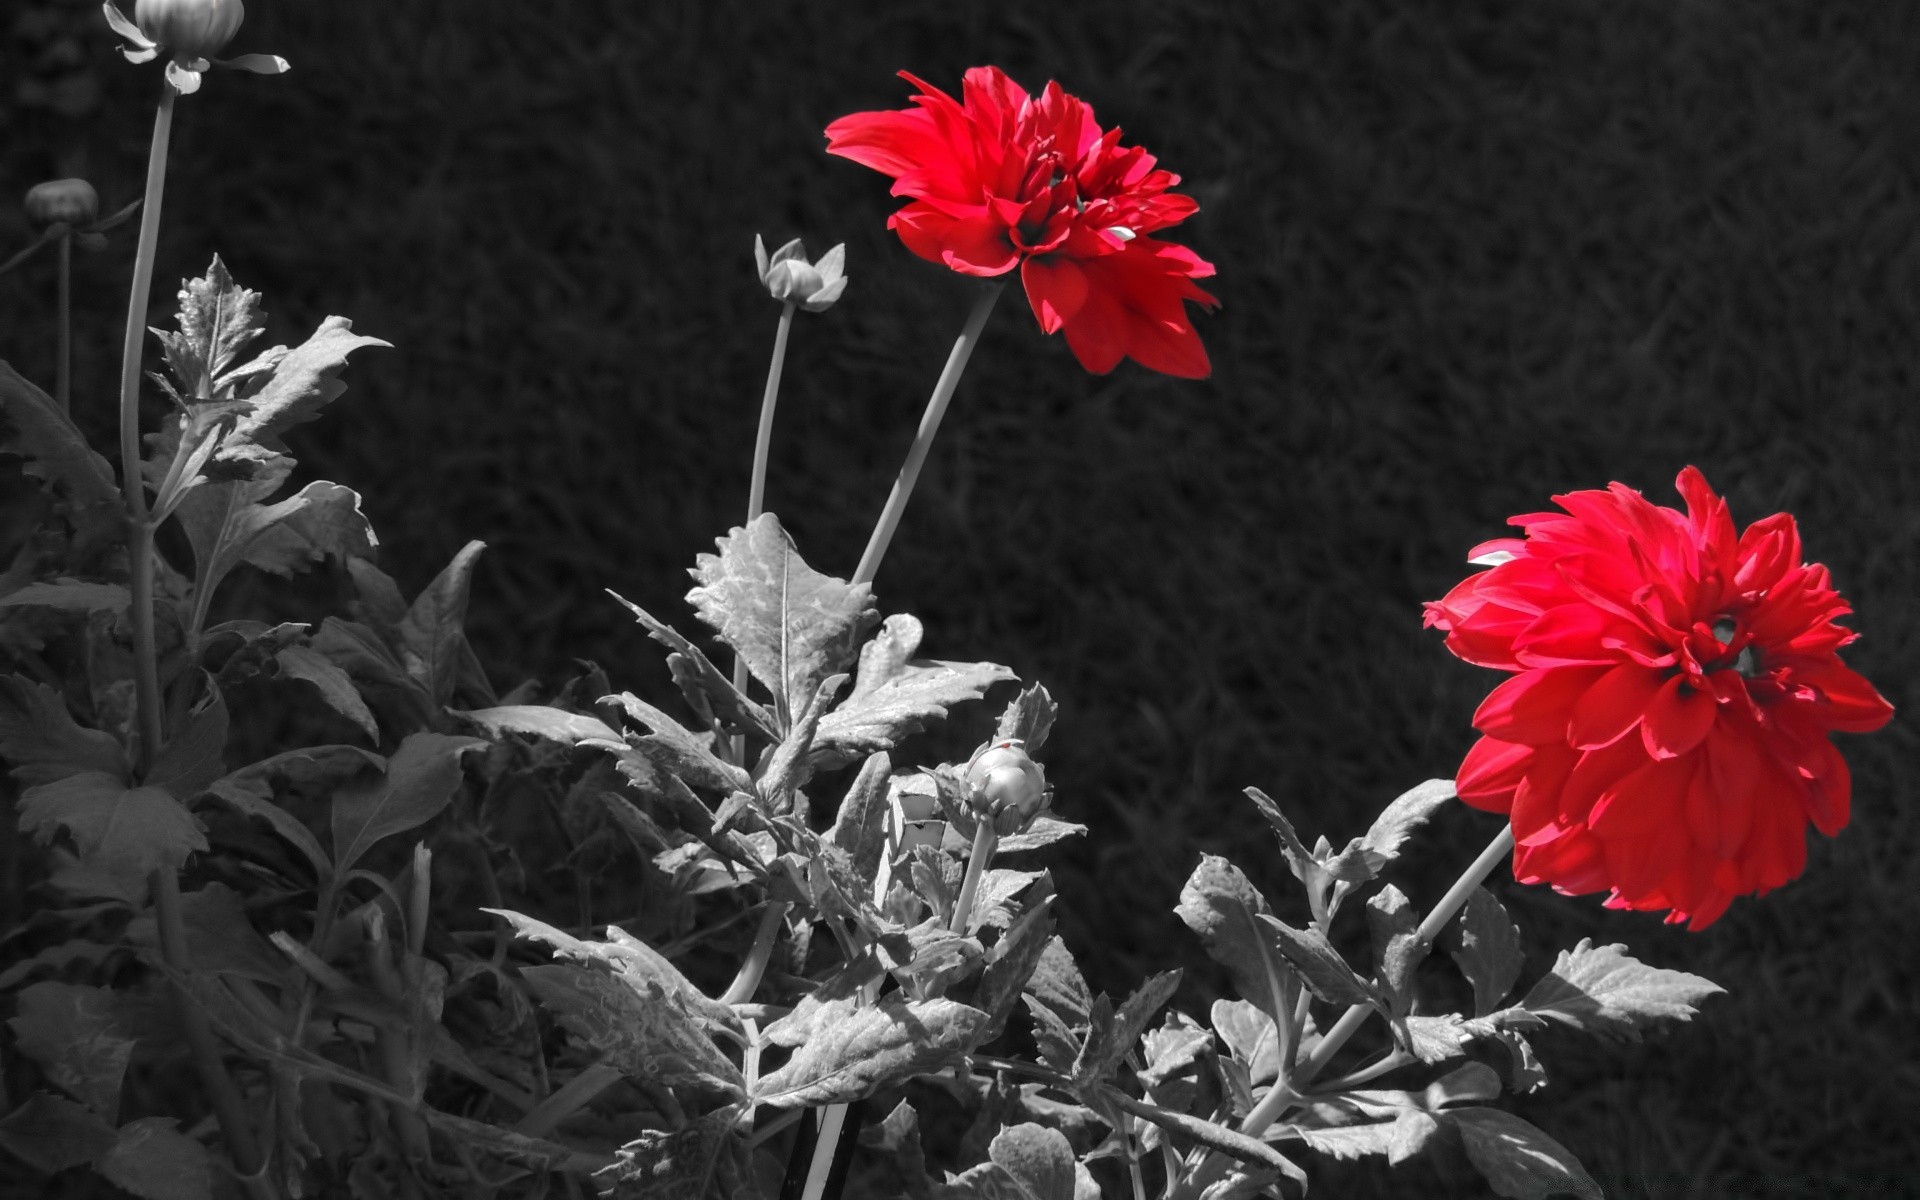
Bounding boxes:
96 1117 213 1200
19 776 206 896
398 540 488 708
972 899 1054 1045
987 1123 1078 1200
274 645 380 742
685 513 877 723
1519 938 1723 1041
827 751 893 886
1339 779 1457 878
859 1100 934 1200
154 256 265 400
996 815 1086 854
218 315 389 459
146 679 227 798
519 963 742 1096
485 908 735 1028
0 360 121 549
993 682 1056 753
1257 912 1381 1008
1453 888 1524 1017
603 692 751 794
1073 970 1181 1088
1239 787 1324 890
0 674 128 784
8 983 137 1121
457 704 619 744
1138 1010 1212 1090
1365 884 1425 1019
0 1091 117 1175
599 1108 746 1196
814 613 1015 766
1022 935 1091 1027
175 472 376 609
1210 999 1280 1085
0 580 129 613
1450 1107 1603 1200
752 995 987 1109
330 732 481 876
126 881 285 983
1174 855 1301 1021
605 590 779 743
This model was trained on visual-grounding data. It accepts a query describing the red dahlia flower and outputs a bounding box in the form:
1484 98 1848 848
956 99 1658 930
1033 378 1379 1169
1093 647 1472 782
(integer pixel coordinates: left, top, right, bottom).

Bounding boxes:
1425 468 1892 928
825 66 1219 378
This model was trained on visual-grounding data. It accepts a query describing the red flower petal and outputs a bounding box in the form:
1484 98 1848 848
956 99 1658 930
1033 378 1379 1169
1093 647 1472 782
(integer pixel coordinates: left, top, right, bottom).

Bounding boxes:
1473 667 1604 745
1456 735 1532 810
1639 674 1718 760
1567 662 1665 749
1021 255 1089 333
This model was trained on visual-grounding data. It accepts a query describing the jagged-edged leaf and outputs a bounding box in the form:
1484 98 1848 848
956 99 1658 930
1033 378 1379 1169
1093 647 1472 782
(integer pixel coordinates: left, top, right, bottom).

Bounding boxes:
175 473 376 607
330 732 482 875
424 1108 609 1174
0 580 129 613
1240 787 1323 888
752 995 986 1109
993 682 1056 753
828 751 893 886
1074 970 1181 1087
397 540 486 708
520 963 742 1097
1338 779 1456 877
1365 885 1425 1018
996 815 1086 853
1022 936 1091 1027
817 656 1014 766
860 1100 934 1200
0 674 127 784
987 1123 1077 1200
1450 1107 1603 1200
599 1108 746 1197
1175 855 1303 1019
757 671 844 811
8 982 137 1121
126 881 284 983
154 256 264 399
219 315 389 457
146 680 227 799
274 645 379 742
1210 1000 1280 1085
19 776 206 895
603 692 751 795
1453 888 1524 1017
0 360 121 547
965 868 1042 935
973 899 1054 1044
458 704 619 745
1519 938 1723 1041
97 1117 213 1200
1287 1119 1399 1161
1020 995 1081 1075
686 513 877 721
1139 1010 1212 1089
485 908 734 1028
605 590 779 742
1400 1013 1475 1064
0 1091 117 1175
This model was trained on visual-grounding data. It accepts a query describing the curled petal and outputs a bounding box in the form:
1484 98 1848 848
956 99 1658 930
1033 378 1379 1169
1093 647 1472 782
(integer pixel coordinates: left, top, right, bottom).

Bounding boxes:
217 52 290 75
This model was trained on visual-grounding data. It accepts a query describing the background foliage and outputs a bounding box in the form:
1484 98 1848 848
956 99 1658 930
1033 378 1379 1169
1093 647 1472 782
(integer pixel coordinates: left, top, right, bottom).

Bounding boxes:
5 0 1916 1195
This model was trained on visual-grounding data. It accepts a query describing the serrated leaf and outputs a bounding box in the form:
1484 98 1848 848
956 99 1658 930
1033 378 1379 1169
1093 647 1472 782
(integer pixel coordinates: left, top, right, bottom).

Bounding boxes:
1240 787 1323 888
605 590 779 743
458 704 618 744
816 655 1015 767
966 868 1042 934
604 692 752 795
1400 1013 1476 1064
1349 779 1456 875
1453 888 1524 1016
828 751 893 887
1520 938 1723 1041
861 1099 934 1200
397 540 486 708
0 674 128 784
1365 884 1425 1019
996 815 1086 853
1022 935 1091 1027
599 1108 744 1196
146 680 226 798
274 645 379 742
973 899 1054 1045
0 580 130 613
8 983 137 1121
1175 855 1305 1020
175 475 376 609
520 964 742 1097
686 513 877 723
1261 912 1382 1007
0 360 121 549
0 1091 117 1175
1074 970 1181 1087
19 776 206 896
1451 1107 1603 1200
155 256 264 399
1210 999 1280 1085
486 908 735 1028
1493 1026 1548 1092
987 1123 1077 1200
330 732 481 875
752 995 986 1108
993 682 1056 753
126 881 285 983
1139 1010 1212 1089
219 315 389 457
97 1117 213 1200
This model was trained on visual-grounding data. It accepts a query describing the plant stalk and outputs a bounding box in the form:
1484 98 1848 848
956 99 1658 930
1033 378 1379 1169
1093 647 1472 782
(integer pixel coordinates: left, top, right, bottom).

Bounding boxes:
56 232 72 414
1179 824 1517 1197
118 80 176 775
947 822 998 934
732 300 797 762
852 279 1005 587
720 900 791 1006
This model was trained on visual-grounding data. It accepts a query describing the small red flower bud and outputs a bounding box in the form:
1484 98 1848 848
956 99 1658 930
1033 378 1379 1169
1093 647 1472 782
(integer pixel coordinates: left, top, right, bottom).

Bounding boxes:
23 179 99 230
134 0 244 59
965 740 1048 836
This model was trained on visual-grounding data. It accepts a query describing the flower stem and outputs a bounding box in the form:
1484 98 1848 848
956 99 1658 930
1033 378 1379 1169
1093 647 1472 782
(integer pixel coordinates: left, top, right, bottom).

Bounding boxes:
118 79 176 775
852 279 1005 587
1178 824 1516 1198
56 231 72 415
731 301 797 763
720 899 791 1006
948 822 998 934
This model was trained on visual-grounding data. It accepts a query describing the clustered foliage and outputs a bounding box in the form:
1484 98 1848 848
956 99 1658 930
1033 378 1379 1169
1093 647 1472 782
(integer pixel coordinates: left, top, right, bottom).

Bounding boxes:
0 257 1727 1197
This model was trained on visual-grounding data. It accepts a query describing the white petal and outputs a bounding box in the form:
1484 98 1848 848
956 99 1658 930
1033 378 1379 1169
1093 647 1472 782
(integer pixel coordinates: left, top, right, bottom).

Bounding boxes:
1468 549 1517 567
101 2 156 49
754 233 770 282
165 60 203 94
219 53 292 75
814 243 846 282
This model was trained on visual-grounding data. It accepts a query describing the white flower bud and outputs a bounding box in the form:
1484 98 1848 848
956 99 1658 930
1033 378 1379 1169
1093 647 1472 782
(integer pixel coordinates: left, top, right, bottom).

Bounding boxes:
134 0 244 60
965 740 1048 836
23 179 99 230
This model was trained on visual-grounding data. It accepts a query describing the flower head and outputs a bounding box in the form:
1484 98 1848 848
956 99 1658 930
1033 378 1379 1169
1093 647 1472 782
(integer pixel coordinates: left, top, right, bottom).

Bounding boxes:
755 234 848 313
104 0 287 94
1425 467 1892 928
24 179 99 230
966 739 1049 836
826 66 1218 378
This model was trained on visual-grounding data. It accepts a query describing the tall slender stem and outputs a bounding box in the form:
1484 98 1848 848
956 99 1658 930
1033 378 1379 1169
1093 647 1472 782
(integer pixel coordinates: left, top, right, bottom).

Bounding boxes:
1178 824 1517 1198
947 823 998 934
732 302 797 762
852 280 1005 587
118 80 176 775
56 232 72 414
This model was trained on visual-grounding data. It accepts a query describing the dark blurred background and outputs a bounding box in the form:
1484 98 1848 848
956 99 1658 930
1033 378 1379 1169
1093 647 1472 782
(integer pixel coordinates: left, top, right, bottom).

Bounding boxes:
6 1 1918 1195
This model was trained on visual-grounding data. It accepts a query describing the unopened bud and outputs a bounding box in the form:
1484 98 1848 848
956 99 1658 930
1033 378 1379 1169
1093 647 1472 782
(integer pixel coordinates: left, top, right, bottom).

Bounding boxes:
134 0 244 59
754 234 847 313
965 739 1048 836
23 179 99 231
